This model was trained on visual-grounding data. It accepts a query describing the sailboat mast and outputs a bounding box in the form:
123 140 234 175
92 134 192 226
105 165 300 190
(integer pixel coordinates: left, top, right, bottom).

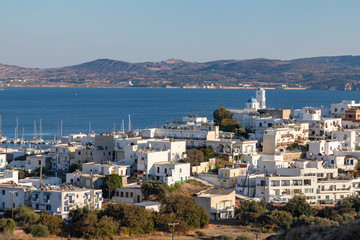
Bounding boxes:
39 118 42 140
60 120 63 138
34 120 37 139
128 114 131 132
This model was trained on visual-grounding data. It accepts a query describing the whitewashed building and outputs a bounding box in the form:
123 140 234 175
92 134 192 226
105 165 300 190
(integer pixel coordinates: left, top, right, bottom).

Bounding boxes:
31 185 103 219
152 162 190 185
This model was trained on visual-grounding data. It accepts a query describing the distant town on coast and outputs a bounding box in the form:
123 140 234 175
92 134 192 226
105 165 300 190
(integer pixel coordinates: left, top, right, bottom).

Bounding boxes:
1 88 360 239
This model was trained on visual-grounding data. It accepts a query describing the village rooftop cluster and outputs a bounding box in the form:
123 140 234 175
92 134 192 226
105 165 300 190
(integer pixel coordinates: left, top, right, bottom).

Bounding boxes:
1 88 360 221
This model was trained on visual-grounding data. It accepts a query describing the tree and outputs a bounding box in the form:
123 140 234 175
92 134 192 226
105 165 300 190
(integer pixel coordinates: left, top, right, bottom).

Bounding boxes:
15 169 28 179
202 147 215 161
235 128 249 139
141 180 168 201
69 163 82 173
161 194 209 231
286 196 315 217
236 199 267 225
0 218 16 234
262 209 293 229
213 107 233 126
39 214 64 235
26 224 49 237
100 174 122 199
69 207 117 239
5 205 40 226
101 203 154 235
220 118 241 132
184 149 205 166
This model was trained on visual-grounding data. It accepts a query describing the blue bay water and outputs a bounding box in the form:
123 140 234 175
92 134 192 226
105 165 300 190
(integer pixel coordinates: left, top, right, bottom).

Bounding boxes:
0 88 359 140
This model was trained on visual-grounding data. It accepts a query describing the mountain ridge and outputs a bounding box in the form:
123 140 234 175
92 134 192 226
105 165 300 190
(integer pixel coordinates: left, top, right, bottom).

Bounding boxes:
1 55 360 90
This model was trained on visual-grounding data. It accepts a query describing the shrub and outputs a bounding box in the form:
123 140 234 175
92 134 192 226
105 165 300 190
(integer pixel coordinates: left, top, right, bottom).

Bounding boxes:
214 235 232 240
39 214 64 235
236 199 267 225
100 174 122 199
27 223 49 237
286 196 315 217
141 180 169 200
236 236 252 240
196 230 205 236
0 218 16 234
161 194 209 231
101 203 155 235
261 209 293 229
6 205 40 226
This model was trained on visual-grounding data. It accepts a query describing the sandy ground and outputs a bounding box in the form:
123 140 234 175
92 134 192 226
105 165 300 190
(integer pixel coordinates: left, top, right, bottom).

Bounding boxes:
11 221 274 240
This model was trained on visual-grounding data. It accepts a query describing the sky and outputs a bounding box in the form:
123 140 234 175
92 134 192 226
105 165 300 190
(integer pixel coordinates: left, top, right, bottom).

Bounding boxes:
1 0 360 68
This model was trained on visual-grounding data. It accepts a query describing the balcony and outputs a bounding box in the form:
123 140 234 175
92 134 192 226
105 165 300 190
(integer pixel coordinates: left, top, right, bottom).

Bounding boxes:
31 198 39 202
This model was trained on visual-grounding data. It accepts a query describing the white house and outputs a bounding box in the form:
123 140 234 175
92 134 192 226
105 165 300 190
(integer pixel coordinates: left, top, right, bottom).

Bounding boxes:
152 162 190 185
331 100 360 118
331 130 356 151
0 183 34 210
82 162 131 177
0 170 19 184
136 149 169 177
31 185 103 219
308 140 342 156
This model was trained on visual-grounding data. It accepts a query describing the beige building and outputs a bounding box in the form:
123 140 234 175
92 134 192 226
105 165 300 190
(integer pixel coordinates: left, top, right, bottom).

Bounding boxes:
215 167 247 188
194 188 235 220
191 158 216 175
113 186 143 203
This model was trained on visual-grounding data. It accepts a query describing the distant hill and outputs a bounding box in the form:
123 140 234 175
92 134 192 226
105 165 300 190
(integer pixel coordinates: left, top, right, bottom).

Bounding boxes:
1 55 360 90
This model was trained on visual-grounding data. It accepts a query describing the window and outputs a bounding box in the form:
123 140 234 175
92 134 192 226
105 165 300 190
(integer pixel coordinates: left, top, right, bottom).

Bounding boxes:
325 195 329 200
126 192 129 198
179 168 182 173
130 192 133 197
2 190 5 195
120 192 124 197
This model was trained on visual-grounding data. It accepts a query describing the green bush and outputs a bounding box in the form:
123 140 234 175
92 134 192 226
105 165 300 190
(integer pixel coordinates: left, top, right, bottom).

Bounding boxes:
6 205 40 226
161 194 209 231
39 214 64 235
27 223 49 237
0 218 16 234
286 196 315 217
214 235 232 240
236 236 252 240
197 230 205 236
141 180 169 200
100 174 122 199
236 199 267 225
101 203 155 235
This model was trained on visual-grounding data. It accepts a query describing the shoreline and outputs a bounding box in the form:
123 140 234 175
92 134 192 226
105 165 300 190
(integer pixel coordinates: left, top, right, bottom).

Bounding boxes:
1 85 309 90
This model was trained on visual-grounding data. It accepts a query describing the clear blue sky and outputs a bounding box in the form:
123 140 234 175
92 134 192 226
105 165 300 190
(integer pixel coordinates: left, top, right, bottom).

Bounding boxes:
1 0 360 68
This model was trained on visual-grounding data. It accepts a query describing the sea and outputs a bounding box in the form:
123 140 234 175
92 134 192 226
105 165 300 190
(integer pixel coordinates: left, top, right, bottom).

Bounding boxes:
0 87 359 141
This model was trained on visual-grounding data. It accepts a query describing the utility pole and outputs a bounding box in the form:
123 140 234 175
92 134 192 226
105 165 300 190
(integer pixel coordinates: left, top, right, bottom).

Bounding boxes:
39 157 43 186
168 222 179 240
9 190 16 219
